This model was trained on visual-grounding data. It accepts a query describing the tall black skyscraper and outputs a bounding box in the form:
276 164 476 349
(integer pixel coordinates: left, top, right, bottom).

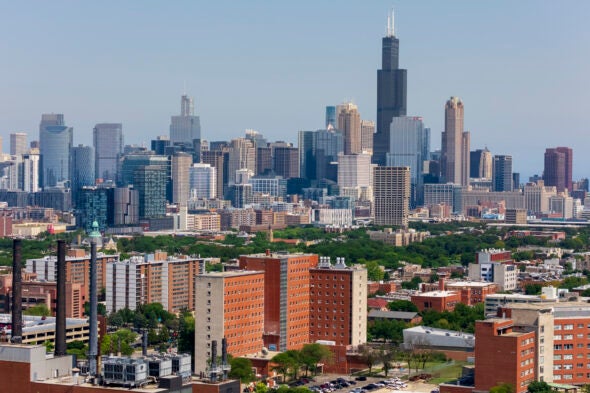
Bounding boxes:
374 10 407 166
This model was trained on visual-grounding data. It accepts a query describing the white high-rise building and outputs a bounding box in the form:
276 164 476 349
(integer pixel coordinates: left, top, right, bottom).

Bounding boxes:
170 95 201 145
189 163 216 199
21 153 40 192
337 153 373 188
10 133 27 156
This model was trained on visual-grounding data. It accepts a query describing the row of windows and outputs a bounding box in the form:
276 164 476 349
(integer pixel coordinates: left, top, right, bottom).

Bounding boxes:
554 353 590 360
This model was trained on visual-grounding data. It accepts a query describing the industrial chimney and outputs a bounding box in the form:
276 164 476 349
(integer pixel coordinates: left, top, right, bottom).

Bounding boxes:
11 239 22 344
54 240 67 356
88 221 101 377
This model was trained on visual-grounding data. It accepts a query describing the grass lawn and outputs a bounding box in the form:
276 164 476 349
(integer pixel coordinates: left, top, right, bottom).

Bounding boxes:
425 361 468 385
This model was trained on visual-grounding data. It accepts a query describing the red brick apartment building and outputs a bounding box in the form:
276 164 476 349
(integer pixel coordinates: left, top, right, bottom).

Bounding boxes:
474 319 536 393
194 270 265 375
239 251 318 351
442 301 590 393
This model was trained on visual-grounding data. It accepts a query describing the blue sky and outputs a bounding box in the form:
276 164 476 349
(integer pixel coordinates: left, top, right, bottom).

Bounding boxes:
0 1 588 180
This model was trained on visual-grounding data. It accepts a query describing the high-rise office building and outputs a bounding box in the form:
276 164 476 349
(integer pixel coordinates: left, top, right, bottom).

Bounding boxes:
76 185 111 232
325 106 337 128
360 120 375 155
441 97 470 186
112 186 139 226
338 102 362 155
10 133 27 156
134 165 167 218
201 150 225 200
298 129 344 183
71 145 95 206
337 153 373 189
93 123 123 182
227 138 256 185
373 166 410 227
492 155 513 192
256 146 272 175
273 146 299 179
544 147 573 193
170 94 201 145
151 135 170 155
189 163 216 199
387 116 427 206
374 10 408 166
20 153 40 193
39 114 73 188
470 148 493 179
171 152 192 206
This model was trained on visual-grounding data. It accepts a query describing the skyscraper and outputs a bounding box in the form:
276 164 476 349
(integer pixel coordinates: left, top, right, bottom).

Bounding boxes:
374 10 408 166
544 147 573 192
93 123 123 182
171 152 192 206
134 165 167 218
338 102 362 155
20 152 40 193
39 114 73 188
373 166 410 227
360 120 375 155
201 150 225 200
492 155 513 192
189 163 216 199
273 146 299 179
10 133 27 156
470 148 493 179
71 145 95 206
325 106 336 128
441 97 470 186
387 116 427 206
170 94 201 145
227 138 256 185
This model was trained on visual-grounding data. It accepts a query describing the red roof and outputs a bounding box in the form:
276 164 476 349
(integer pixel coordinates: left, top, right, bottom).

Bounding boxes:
367 298 389 309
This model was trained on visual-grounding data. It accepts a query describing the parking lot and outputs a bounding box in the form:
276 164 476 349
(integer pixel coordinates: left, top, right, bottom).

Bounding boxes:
284 374 439 393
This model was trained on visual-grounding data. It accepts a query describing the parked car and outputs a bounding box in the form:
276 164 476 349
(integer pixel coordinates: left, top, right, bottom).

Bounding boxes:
355 376 367 382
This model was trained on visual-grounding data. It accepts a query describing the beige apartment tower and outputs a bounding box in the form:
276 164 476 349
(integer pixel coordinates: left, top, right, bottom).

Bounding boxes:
373 166 411 227
441 97 470 185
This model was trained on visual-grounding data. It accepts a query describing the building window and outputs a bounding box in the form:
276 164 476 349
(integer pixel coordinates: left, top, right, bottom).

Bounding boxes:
564 324 574 330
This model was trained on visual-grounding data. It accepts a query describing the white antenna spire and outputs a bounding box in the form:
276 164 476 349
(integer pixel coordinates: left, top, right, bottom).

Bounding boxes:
387 13 391 37
391 8 395 37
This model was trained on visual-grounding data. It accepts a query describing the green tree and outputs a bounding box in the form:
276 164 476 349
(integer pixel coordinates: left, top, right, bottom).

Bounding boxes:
387 300 418 312
229 357 255 382
255 382 269 393
524 284 542 295
24 304 51 317
43 340 54 353
358 345 377 375
378 345 396 376
365 261 385 282
527 381 551 393
83 302 107 317
401 277 423 290
67 340 88 359
490 383 514 393
100 328 137 356
300 343 332 376
271 352 299 382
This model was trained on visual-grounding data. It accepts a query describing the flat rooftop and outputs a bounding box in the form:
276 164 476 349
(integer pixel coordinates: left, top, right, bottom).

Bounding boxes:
412 290 458 298
0 313 88 334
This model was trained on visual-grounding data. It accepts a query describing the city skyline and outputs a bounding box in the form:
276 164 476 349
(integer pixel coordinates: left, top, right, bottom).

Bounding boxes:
0 1 588 179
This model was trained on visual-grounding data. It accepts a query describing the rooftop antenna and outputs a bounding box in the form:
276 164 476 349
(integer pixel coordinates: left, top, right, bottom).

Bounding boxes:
387 8 395 37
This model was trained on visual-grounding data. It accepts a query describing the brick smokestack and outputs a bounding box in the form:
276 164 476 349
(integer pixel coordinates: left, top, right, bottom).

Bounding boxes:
11 239 22 343
439 277 445 291
54 240 67 356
